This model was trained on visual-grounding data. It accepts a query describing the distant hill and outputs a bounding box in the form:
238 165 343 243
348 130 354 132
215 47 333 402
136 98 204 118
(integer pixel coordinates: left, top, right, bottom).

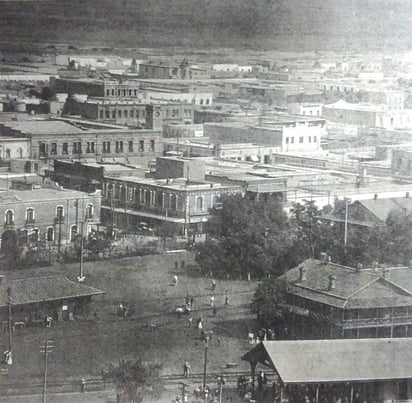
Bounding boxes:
1 0 412 51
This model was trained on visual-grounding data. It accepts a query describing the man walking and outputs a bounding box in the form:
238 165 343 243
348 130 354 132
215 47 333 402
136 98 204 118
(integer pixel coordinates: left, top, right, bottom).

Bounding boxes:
183 361 190 378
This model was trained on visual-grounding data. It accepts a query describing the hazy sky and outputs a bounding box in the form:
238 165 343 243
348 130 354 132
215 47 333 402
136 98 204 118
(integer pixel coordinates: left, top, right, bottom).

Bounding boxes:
0 0 412 51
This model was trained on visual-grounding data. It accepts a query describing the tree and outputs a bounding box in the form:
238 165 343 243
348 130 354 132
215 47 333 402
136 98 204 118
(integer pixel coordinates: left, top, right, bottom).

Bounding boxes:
196 194 295 278
103 359 162 403
251 278 285 328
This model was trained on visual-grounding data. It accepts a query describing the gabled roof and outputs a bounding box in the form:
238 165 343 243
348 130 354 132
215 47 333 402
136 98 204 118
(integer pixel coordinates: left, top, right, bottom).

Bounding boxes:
280 258 412 309
242 339 412 384
0 275 104 307
355 197 412 223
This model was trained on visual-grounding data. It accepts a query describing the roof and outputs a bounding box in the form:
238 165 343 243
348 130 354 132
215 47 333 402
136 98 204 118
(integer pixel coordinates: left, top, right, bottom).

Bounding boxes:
356 197 412 222
280 258 412 309
1 121 84 135
242 338 412 384
0 275 104 307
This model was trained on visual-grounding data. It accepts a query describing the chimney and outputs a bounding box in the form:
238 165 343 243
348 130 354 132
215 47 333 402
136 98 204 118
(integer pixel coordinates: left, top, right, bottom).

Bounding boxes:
328 274 336 291
299 267 307 282
382 268 391 280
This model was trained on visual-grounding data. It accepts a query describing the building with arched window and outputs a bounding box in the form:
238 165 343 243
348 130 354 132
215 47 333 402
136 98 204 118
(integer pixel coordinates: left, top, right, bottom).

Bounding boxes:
0 186 101 251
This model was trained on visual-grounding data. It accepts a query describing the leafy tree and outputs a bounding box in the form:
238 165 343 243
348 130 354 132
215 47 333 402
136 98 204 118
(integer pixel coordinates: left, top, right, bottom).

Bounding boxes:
103 359 162 403
251 278 285 327
196 194 295 278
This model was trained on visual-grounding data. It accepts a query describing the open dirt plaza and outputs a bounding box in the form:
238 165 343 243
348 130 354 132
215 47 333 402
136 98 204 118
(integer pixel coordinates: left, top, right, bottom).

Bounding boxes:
0 252 260 402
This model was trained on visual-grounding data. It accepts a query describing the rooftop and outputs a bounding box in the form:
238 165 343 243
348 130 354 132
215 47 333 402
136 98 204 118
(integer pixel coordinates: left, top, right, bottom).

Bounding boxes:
0 275 104 307
242 338 412 384
280 258 412 309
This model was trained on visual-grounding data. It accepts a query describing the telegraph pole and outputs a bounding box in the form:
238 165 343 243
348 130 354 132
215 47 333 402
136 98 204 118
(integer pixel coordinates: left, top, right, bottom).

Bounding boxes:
202 336 209 389
7 287 12 353
40 338 53 403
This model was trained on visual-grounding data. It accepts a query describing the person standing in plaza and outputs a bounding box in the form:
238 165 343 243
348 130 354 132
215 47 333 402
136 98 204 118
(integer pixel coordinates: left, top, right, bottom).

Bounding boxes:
224 289 229 305
183 361 191 378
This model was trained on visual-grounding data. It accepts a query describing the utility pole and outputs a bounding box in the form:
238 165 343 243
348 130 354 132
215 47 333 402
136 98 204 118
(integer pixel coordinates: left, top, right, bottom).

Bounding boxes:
7 287 12 355
78 220 85 282
344 197 351 249
202 336 209 389
40 338 53 403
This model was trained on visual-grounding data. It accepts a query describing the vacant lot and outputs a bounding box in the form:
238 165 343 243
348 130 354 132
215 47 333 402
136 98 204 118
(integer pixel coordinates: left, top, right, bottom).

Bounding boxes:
0 252 258 400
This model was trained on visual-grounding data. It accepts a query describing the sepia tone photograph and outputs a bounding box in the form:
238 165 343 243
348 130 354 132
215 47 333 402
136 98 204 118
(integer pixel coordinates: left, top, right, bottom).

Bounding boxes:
0 0 412 402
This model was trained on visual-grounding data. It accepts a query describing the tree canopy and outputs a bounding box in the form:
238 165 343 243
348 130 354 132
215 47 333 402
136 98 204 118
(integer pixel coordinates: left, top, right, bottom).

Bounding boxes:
103 359 162 403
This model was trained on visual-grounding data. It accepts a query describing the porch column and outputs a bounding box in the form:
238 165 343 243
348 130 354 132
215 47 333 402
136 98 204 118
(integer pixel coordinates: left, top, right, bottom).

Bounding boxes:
350 384 354 403
315 385 319 403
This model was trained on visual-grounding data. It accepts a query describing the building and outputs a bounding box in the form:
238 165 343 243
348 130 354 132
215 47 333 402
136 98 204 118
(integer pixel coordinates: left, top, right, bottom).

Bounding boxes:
276 258 412 340
288 103 323 117
0 118 162 165
64 97 194 129
0 184 101 248
138 60 209 80
242 339 412 403
204 114 325 153
0 274 104 323
46 159 145 193
101 168 238 235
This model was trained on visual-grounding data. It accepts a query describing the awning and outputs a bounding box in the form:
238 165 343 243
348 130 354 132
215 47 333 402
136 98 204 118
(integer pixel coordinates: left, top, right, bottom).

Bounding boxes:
242 339 412 384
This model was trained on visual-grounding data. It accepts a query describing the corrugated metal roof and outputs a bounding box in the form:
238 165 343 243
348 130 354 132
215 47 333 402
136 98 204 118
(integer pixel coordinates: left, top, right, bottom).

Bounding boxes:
0 275 104 307
242 339 412 384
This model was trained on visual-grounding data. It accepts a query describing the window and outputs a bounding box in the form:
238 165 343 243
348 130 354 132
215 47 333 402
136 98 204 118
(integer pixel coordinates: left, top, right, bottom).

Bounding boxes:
62 143 68 154
30 228 39 244
85 204 93 220
290 137 295 144
26 208 35 224
47 227 54 242
134 89 137 96
128 141 133 152
124 110 128 118
99 110 104 119
56 206 64 222
105 110 110 119
299 137 304 143
116 141 123 153
118 110 122 118
5 210 14 225
150 140 155 151
200 99 204 105
111 89 115 96
70 225 78 242
18 148 23 158
196 196 203 210
136 110 139 119
139 140 144 152
206 99 210 105
308 136 312 143
86 142 95 153
106 89 110 96
39 142 47 156
128 90 132 96
313 136 317 143
103 141 111 153
112 110 116 119
73 142 82 154
130 110 134 118
117 89 121 96
286 137 289 144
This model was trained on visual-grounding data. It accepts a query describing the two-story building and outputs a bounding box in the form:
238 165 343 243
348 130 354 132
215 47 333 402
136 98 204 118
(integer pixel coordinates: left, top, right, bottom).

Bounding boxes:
276 258 412 340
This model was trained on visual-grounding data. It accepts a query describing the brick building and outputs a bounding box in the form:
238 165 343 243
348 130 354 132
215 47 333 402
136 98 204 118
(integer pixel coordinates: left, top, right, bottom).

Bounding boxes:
0 184 101 249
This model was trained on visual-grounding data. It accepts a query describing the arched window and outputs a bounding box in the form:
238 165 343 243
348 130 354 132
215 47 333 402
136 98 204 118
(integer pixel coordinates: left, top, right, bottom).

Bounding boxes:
70 225 78 241
30 228 39 244
26 207 35 224
85 204 93 220
5 149 10 159
5 210 14 225
47 227 54 242
56 206 64 222
196 196 203 211
200 99 204 105
18 148 23 158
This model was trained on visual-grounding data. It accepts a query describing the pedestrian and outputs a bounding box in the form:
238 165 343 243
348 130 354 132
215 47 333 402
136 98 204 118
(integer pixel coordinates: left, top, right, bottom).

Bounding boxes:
210 295 215 307
45 316 53 328
173 275 178 286
3 350 12 365
81 378 86 393
224 289 229 305
190 297 194 308
183 361 190 378
211 279 216 291
188 316 193 328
